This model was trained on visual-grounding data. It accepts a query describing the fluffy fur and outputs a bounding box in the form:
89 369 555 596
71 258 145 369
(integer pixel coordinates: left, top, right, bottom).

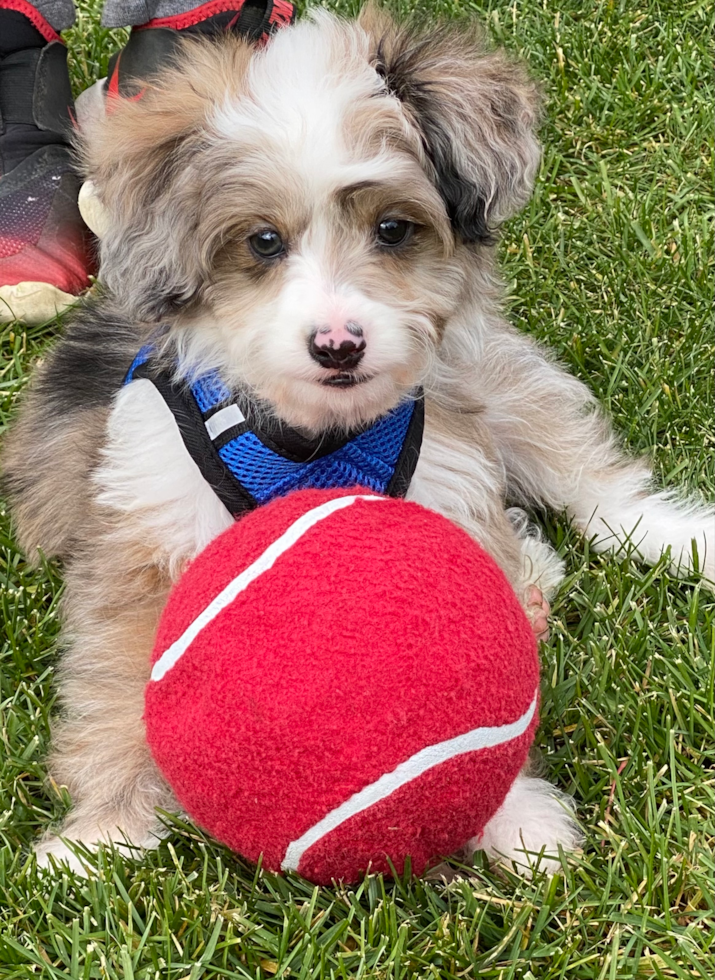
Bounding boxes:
3 6 713 875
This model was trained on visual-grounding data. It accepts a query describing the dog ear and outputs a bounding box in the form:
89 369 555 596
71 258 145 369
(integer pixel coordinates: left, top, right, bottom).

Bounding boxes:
77 37 253 320
360 7 541 244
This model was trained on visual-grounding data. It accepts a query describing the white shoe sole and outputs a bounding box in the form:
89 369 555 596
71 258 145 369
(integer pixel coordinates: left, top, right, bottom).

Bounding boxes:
74 77 107 130
75 79 111 241
0 281 82 325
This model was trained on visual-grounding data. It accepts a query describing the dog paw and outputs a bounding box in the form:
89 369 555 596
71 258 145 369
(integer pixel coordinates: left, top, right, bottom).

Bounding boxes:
470 774 582 877
34 836 95 875
524 585 550 642
34 822 165 875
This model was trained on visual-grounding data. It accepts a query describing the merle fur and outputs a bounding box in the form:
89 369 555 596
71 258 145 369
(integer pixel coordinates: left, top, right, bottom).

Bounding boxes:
1 299 145 505
374 33 495 246
33 300 143 412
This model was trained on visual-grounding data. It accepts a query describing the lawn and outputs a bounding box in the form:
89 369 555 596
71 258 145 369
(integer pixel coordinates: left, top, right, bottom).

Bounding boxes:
1 0 713 976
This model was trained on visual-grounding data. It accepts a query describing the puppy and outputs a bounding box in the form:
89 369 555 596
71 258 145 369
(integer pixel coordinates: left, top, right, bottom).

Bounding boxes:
4 6 712 875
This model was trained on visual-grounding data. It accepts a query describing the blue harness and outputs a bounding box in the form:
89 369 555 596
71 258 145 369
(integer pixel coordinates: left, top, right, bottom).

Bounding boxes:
124 345 424 517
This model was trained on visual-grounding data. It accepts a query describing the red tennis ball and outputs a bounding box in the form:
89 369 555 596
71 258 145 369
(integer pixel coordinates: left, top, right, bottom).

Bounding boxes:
145 488 539 884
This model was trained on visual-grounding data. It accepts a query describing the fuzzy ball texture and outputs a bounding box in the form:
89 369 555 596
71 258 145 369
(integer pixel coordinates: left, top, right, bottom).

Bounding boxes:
145 488 539 884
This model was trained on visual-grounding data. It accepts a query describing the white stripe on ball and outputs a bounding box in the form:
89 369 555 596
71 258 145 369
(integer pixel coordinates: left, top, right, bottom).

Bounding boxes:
281 693 538 873
151 493 382 682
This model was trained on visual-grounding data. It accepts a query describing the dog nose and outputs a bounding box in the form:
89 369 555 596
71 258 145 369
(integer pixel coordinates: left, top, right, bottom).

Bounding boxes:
309 322 366 370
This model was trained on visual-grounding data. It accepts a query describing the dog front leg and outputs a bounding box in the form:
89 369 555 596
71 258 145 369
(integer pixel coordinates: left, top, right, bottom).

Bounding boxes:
35 534 175 873
34 378 237 871
410 404 566 634
412 403 580 868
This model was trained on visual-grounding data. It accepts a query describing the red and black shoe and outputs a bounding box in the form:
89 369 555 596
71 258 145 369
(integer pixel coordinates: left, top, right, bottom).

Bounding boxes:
1 0 296 321
75 0 295 239
76 0 295 118
0 2 96 324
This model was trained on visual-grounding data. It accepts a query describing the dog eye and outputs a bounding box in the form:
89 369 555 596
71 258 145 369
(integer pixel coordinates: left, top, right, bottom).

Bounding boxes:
248 229 285 259
376 219 414 247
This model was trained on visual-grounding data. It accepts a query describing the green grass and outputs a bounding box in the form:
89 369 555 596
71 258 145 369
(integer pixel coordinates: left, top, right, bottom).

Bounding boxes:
1 0 713 976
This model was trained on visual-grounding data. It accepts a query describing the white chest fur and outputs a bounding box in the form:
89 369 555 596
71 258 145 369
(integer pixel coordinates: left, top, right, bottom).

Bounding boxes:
94 379 234 577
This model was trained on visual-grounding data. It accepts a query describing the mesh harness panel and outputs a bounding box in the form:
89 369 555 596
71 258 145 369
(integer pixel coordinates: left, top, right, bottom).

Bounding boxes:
124 346 424 517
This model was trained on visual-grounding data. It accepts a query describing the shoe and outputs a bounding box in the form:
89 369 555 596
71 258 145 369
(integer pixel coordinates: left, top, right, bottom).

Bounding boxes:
76 0 295 110
74 0 296 240
0 3 95 324
1 1 297 320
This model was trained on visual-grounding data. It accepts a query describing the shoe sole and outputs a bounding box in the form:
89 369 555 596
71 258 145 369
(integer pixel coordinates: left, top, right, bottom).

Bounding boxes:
74 77 107 130
0 281 84 324
75 81 111 241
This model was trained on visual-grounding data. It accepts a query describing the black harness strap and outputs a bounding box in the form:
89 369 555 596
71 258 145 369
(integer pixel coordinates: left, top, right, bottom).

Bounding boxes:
132 361 257 517
386 395 425 498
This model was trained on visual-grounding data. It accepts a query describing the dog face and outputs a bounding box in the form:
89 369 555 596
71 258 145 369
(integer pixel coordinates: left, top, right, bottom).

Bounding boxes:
81 8 540 431
193 30 456 431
